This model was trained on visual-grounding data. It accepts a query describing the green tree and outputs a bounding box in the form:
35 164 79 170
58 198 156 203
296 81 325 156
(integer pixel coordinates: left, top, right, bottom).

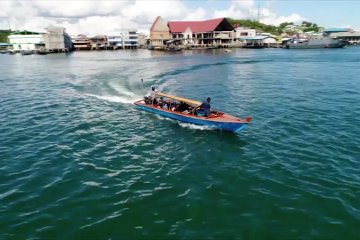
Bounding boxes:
0 30 11 42
227 18 282 35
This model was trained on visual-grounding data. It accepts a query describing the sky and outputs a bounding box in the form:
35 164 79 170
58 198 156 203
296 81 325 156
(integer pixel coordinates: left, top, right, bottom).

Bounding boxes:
0 0 359 36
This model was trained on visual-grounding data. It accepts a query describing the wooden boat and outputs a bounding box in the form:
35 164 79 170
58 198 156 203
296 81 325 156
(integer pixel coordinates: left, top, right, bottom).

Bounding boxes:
134 92 252 132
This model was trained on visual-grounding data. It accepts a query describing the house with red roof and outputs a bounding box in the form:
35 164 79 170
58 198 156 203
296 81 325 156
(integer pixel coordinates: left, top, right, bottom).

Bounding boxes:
149 17 235 49
168 18 234 48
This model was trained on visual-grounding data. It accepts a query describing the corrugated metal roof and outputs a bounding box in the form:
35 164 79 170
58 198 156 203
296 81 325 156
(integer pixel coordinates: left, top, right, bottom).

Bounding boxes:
0 43 12 46
168 18 226 33
324 28 351 33
240 36 271 40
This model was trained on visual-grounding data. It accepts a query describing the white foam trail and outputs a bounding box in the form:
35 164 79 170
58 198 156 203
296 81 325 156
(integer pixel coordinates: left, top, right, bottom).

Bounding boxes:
83 181 101 187
109 83 136 97
85 93 140 104
177 122 216 131
154 115 177 122
155 115 216 131
156 81 171 92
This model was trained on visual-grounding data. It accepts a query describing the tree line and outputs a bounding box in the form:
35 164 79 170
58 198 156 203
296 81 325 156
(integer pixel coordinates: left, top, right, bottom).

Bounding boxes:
0 30 11 42
228 19 321 35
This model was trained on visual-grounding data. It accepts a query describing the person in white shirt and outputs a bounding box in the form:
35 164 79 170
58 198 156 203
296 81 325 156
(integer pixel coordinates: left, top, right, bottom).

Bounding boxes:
149 86 158 104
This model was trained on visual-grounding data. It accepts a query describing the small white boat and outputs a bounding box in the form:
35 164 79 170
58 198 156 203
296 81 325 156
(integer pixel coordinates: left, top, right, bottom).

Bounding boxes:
225 49 232 52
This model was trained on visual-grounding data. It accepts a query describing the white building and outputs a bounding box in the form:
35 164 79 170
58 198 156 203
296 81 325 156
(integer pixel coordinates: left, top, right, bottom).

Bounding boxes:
107 33 123 49
235 27 256 39
8 31 44 51
122 30 138 49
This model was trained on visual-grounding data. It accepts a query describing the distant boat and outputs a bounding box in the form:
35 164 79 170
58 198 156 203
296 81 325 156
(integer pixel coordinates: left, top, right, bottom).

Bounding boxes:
165 46 181 51
21 50 34 55
36 48 49 55
134 92 252 132
206 46 219 49
242 44 265 49
285 37 345 49
225 49 232 52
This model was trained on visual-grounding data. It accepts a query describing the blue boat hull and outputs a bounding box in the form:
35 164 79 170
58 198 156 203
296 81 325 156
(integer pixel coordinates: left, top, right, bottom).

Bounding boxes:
136 104 247 132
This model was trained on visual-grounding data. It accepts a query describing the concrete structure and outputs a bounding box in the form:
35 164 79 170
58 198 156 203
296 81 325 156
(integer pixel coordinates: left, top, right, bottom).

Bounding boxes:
8 31 44 51
137 33 147 48
72 34 91 50
149 16 172 49
43 26 73 52
122 30 138 49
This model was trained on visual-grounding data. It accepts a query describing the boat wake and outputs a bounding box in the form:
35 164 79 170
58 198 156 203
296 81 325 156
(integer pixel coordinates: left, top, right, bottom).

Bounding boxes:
109 83 137 97
85 93 139 104
154 115 216 131
177 122 217 131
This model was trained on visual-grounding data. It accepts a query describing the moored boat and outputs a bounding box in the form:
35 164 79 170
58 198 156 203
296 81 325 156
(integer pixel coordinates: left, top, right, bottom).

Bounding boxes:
134 92 252 132
36 48 49 55
165 46 182 51
285 37 345 49
21 50 34 55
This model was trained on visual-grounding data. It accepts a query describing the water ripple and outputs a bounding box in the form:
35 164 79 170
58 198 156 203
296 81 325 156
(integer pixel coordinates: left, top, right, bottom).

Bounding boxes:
1 49 360 239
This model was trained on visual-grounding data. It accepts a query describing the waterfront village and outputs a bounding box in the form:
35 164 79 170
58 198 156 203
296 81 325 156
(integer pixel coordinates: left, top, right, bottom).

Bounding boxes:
1 16 360 55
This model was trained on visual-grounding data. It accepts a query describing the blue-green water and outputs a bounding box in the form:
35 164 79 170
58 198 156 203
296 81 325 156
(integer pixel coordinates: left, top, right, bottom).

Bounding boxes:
1 48 359 239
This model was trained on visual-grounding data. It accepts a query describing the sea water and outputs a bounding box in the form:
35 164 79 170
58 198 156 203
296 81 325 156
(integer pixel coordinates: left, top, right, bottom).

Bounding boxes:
0 48 359 239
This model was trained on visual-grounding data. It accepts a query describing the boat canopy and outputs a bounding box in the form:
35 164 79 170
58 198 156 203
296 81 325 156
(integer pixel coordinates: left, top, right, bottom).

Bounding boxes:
157 92 202 106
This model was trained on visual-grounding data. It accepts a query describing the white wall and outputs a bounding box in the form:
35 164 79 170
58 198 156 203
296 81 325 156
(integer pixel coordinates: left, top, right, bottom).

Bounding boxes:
263 37 277 44
8 35 44 51
235 28 256 39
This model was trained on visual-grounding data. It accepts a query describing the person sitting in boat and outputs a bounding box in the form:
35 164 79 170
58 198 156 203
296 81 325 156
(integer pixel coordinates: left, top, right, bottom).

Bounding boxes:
170 101 178 111
158 97 169 109
178 101 190 112
198 97 211 117
158 97 164 106
162 102 168 109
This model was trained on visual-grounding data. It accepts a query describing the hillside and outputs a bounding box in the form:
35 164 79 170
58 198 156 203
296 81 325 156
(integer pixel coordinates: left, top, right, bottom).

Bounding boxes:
227 19 321 36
